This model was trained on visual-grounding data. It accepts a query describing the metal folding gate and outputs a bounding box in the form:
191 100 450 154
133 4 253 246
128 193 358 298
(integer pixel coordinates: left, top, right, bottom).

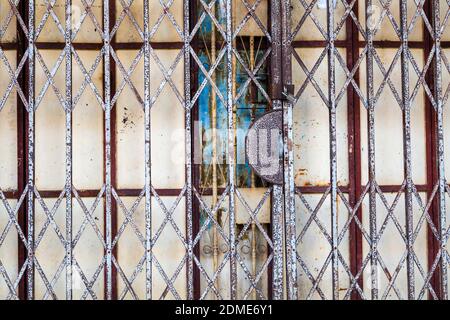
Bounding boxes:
0 0 449 300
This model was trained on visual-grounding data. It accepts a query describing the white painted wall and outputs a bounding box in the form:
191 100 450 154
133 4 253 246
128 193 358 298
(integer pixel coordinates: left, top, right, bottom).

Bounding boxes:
0 50 17 192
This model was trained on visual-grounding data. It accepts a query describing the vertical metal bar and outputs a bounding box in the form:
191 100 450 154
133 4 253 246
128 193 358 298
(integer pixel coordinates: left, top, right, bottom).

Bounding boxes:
64 0 73 300
399 0 415 300
103 0 113 300
190 0 201 299
433 0 448 300
211 2 219 290
143 0 152 301
423 0 439 300
109 0 118 299
225 0 237 300
270 0 283 101
365 0 378 300
270 0 284 300
346 0 363 300
17 0 28 300
184 0 194 300
282 102 296 300
272 182 284 300
281 0 297 301
326 0 339 300
26 0 35 301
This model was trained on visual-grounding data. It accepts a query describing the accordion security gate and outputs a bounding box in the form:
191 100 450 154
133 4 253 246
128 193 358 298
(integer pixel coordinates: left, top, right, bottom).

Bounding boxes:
0 0 449 300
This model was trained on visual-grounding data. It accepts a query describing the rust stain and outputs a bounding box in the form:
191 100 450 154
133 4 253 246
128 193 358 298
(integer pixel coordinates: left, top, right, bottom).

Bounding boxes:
287 137 293 152
294 168 308 181
301 180 330 187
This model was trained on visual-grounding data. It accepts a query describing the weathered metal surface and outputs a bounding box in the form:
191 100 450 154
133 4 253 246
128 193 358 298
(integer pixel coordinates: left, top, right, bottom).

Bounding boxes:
399 0 415 300
103 0 113 300
64 0 73 300
245 110 283 185
291 0 347 42
286 0 447 301
291 47 349 188
281 0 297 301
271 183 284 299
0 0 449 301
358 1 424 42
270 0 284 299
433 0 448 300
27 0 35 300
326 0 339 300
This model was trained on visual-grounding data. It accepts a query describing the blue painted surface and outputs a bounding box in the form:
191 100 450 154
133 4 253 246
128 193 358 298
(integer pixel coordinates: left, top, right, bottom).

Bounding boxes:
197 1 269 190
